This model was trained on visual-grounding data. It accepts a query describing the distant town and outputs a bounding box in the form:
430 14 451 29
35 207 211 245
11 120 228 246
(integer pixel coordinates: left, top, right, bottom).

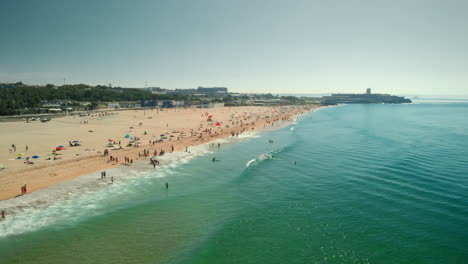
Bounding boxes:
0 82 411 118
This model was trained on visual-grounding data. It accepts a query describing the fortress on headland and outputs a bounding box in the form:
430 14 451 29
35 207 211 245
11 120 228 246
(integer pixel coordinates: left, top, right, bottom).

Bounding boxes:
321 89 412 104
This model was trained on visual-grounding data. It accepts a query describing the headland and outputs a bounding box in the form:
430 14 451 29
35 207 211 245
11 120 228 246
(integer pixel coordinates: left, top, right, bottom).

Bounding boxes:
322 88 412 104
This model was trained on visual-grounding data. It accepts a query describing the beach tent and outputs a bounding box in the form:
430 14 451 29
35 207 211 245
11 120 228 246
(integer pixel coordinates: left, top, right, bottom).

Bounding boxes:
32 155 40 159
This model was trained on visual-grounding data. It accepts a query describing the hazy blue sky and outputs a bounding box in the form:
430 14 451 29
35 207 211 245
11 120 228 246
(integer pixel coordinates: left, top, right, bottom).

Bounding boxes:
1 0 467 95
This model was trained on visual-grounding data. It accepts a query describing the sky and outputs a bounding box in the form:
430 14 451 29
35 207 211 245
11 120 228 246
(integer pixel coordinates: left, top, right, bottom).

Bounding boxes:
1 0 468 95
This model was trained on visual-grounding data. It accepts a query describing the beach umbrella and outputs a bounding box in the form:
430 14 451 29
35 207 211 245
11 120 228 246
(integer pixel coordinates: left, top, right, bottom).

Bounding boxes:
56 147 63 150
215 122 221 126
72 140 80 143
32 155 40 159
58 145 64 148
18 153 24 156
125 134 130 138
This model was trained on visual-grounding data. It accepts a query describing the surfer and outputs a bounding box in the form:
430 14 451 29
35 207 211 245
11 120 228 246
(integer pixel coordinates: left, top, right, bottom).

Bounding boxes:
212 157 216 162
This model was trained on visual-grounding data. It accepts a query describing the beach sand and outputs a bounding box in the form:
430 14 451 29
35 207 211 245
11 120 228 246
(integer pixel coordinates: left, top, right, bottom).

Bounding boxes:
0 105 320 201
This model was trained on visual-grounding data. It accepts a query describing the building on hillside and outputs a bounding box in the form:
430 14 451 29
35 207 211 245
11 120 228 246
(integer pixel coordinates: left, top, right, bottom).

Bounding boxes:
196 86 228 96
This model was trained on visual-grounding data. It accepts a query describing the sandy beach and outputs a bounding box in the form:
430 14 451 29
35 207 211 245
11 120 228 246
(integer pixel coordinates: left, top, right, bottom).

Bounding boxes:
0 105 320 201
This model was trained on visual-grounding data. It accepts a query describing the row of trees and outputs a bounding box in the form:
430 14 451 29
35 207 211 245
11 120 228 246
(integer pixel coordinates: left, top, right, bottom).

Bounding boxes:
0 83 305 116
0 83 191 115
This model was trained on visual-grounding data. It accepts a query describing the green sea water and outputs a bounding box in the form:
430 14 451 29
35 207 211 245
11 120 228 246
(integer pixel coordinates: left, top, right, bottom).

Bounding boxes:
1 103 467 263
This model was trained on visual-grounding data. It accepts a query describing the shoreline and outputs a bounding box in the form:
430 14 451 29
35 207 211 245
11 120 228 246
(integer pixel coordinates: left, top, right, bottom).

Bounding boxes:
0 105 323 201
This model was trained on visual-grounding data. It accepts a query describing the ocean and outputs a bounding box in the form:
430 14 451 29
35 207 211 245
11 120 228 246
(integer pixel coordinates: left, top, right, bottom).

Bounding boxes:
1 103 467 264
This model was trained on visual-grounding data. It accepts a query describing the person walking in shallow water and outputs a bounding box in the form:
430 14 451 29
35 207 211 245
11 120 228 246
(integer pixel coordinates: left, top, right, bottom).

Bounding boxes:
1 210 5 220
21 184 27 195
165 182 169 190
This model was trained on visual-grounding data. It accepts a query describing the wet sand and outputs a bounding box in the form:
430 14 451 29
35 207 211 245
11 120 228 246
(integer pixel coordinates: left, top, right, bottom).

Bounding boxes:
0 105 320 201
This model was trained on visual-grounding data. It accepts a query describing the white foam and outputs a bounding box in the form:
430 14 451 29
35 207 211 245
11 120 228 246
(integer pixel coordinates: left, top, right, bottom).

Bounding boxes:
0 131 260 238
246 159 256 167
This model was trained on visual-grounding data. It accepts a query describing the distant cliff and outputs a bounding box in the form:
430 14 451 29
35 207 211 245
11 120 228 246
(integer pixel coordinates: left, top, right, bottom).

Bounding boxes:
322 91 411 104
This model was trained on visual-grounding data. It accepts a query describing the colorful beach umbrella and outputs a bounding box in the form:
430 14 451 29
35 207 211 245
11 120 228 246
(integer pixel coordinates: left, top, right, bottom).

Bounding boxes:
18 153 24 156
32 155 40 159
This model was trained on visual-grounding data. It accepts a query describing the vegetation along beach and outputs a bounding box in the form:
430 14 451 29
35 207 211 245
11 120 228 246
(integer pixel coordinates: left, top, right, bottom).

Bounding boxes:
1 1 468 263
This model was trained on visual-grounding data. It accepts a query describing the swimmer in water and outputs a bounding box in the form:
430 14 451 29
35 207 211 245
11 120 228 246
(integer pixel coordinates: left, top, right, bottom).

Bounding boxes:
212 157 216 162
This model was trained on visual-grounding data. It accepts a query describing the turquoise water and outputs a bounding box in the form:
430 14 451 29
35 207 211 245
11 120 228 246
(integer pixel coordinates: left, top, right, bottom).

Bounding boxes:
1 104 468 263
